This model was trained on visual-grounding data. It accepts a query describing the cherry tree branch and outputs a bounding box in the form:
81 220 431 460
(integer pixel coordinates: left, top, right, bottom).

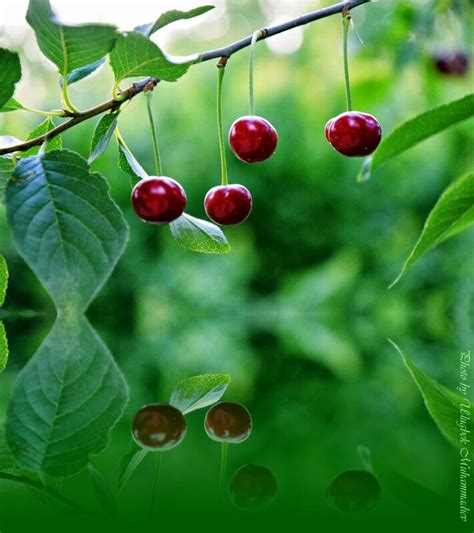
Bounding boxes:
0 0 371 157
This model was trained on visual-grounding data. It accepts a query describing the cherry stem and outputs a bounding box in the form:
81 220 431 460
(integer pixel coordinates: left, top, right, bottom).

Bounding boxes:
342 12 353 112
249 30 264 116
145 93 163 176
150 452 162 516
219 441 229 507
61 73 79 114
217 61 229 187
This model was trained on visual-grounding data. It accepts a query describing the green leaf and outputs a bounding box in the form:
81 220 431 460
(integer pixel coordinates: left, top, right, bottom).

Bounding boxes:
0 426 16 473
26 0 117 77
170 374 231 414
135 6 215 36
89 113 118 164
88 463 118 517
117 142 148 184
169 214 231 254
110 32 190 84
63 58 106 86
0 156 15 202
0 255 8 374
390 340 473 449
5 316 128 477
6 150 128 313
0 98 24 113
391 172 474 286
118 442 148 490
359 94 474 181
0 48 21 108
23 117 62 157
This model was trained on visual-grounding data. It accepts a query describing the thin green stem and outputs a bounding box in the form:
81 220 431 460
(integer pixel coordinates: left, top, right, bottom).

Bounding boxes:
150 452 162 516
61 74 79 114
19 106 65 117
249 30 263 116
218 442 229 506
217 62 229 186
342 13 352 112
145 93 163 176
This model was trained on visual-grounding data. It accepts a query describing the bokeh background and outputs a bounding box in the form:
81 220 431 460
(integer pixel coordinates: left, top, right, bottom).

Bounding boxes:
0 1 473 531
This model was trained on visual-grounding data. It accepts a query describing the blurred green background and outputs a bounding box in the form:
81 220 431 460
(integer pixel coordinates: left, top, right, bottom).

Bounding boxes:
0 0 473 531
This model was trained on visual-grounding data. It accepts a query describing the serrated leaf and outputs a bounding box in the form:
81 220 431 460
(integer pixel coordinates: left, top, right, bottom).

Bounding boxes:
358 94 474 181
110 31 190 84
89 113 118 164
169 214 231 254
391 172 474 286
0 255 8 374
118 442 148 490
26 0 117 77
5 316 128 477
88 463 118 517
390 340 473 449
135 5 214 37
117 142 148 184
0 98 24 113
22 117 62 157
170 374 231 414
62 58 106 86
0 48 21 108
6 150 128 313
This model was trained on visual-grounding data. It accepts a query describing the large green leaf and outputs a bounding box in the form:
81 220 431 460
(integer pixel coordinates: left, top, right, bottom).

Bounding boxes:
6 150 128 313
169 214 231 254
359 94 474 181
26 0 117 76
170 374 231 414
89 113 118 164
5 316 128 477
391 340 473 449
135 6 215 36
0 426 16 474
0 255 8 374
391 172 474 286
110 31 190 84
0 48 21 108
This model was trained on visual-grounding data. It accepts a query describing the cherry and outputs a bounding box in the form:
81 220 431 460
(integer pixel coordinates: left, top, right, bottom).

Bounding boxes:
326 470 381 513
131 177 186 223
325 111 382 157
204 184 252 226
132 403 187 451
433 50 469 76
229 116 278 163
229 465 278 508
204 402 252 443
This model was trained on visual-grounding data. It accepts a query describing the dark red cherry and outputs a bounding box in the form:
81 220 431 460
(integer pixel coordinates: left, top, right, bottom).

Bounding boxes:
326 470 381 513
204 402 252 443
325 111 382 157
204 184 252 226
132 403 186 451
229 116 278 163
433 50 469 76
131 176 186 223
229 465 278 508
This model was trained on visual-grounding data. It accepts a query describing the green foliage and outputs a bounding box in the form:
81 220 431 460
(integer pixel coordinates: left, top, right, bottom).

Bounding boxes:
63 58 106 86
0 98 24 113
88 463 118 517
6 150 128 313
26 0 117 77
117 141 148 184
135 6 215 36
5 316 128 477
0 256 8 373
359 94 474 181
89 113 118 164
110 32 190 84
0 48 21 108
23 117 62 156
118 444 147 490
391 340 473 448
0 426 15 473
169 214 231 254
170 373 231 413
392 172 474 286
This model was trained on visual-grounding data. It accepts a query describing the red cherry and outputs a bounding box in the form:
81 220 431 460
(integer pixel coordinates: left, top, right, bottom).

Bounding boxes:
131 177 186 223
229 116 278 163
204 184 252 226
433 50 469 76
132 403 187 451
325 111 382 157
204 402 252 443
